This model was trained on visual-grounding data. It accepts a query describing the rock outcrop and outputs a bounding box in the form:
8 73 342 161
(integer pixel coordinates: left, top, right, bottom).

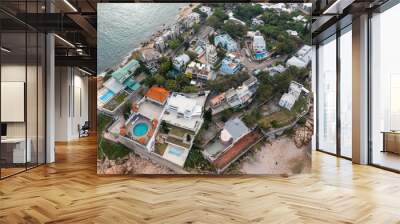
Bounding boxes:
294 108 314 148
97 153 174 175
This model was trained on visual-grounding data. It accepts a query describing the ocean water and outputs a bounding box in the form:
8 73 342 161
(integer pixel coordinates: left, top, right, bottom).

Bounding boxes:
97 3 187 73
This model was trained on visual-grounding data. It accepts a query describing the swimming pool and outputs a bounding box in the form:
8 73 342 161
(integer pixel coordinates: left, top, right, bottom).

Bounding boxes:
99 89 115 103
255 52 267 60
132 123 149 137
168 146 184 157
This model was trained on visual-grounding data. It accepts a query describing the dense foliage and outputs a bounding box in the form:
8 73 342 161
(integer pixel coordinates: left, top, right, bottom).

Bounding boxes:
233 4 263 24
222 20 248 39
206 8 229 29
206 71 250 93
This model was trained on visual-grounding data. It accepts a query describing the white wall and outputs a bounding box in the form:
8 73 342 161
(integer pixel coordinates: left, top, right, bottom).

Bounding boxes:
54 67 89 141
1 63 46 164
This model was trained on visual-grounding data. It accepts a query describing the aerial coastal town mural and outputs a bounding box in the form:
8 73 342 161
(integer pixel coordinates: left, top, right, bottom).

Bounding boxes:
97 3 313 175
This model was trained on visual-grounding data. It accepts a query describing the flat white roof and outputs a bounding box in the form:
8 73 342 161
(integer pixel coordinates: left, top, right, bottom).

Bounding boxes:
103 77 124 94
138 99 164 121
168 94 198 113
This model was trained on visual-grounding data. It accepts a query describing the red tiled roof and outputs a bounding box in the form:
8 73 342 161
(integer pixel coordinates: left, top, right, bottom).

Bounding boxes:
213 130 262 170
145 86 170 104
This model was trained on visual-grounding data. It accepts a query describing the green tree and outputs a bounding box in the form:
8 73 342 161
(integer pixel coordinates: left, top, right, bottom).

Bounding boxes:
159 57 172 76
234 4 263 23
222 20 248 39
142 75 156 87
182 85 197 93
206 15 223 29
160 120 169 134
204 108 212 122
193 23 201 33
167 39 181 50
213 8 229 20
176 75 191 89
216 47 226 59
220 108 233 122
208 33 215 45
185 50 198 61
165 79 177 91
154 74 166 86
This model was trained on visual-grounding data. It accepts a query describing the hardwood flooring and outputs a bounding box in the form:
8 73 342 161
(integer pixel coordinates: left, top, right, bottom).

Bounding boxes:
0 135 400 223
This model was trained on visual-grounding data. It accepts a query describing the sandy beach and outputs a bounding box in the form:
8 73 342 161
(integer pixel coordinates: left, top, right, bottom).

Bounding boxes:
178 3 200 19
239 137 311 175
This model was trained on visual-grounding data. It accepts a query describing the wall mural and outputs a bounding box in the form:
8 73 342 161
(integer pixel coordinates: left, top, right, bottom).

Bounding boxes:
97 3 313 175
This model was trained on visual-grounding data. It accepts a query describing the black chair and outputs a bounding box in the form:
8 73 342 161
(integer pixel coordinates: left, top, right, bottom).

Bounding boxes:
79 121 90 138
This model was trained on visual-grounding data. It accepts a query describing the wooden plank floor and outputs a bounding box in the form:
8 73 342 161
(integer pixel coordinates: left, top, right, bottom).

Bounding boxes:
1 135 400 224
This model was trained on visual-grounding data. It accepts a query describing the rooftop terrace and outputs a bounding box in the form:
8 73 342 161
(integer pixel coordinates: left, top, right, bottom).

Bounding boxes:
111 60 140 83
213 130 262 172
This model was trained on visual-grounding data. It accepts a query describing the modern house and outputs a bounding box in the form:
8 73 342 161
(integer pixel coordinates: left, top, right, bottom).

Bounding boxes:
214 34 238 52
220 118 251 145
286 45 312 68
259 3 293 13
286 29 299 37
278 81 306 110
251 18 264 26
203 117 262 173
220 54 241 75
199 6 213 17
249 31 269 60
293 14 307 23
140 48 161 64
210 92 226 108
98 60 141 114
184 12 200 28
226 76 258 108
188 39 206 58
185 61 216 81
267 64 287 76
173 54 191 71
119 87 209 169
163 93 207 133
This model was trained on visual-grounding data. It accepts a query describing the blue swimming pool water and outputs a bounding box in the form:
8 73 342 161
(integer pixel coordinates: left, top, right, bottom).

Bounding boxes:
133 123 149 137
255 52 267 60
168 146 184 157
100 89 114 103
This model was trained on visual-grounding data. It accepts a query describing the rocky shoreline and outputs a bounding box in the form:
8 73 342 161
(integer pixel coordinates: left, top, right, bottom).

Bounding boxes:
97 153 175 175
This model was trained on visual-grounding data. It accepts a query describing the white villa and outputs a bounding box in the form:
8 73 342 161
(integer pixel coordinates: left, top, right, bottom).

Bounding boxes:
185 12 200 28
267 64 287 76
252 18 264 26
185 61 216 81
226 76 258 108
214 34 238 52
278 81 308 110
286 45 312 68
287 29 299 37
163 92 208 133
118 86 209 170
199 6 213 17
173 53 191 71
247 31 268 60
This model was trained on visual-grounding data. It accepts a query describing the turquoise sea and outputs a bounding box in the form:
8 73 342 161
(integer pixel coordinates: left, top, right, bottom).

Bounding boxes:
97 3 187 73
